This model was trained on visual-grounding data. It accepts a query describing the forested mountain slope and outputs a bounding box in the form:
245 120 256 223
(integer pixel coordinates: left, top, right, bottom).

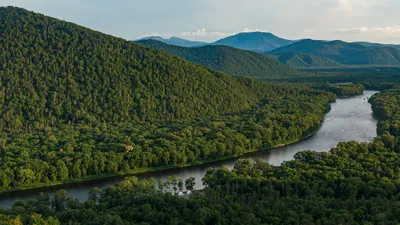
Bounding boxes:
137 39 296 77
270 52 344 68
0 7 335 191
270 39 400 66
0 6 267 131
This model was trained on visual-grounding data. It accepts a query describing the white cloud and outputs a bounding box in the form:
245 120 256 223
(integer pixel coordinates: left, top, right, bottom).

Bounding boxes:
304 29 315 34
139 32 161 38
179 27 272 38
333 25 400 35
242 28 268 33
338 0 373 10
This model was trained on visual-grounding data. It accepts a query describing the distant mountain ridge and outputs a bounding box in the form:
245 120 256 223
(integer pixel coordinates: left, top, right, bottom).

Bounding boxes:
138 33 400 67
354 42 400 50
269 39 400 66
137 39 296 77
211 32 294 53
137 36 207 47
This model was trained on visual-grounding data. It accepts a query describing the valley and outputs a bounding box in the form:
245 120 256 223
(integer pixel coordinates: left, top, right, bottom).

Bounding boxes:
1 5 400 225
0 91 378 208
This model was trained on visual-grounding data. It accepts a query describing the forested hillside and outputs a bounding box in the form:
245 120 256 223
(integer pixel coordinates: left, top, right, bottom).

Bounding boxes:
137 39 296 77
0 7 335 191
0 6 268 130
270 52 344 68
270 39 400 66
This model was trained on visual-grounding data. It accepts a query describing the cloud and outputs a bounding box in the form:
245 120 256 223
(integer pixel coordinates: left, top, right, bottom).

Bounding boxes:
139 32 161 38
179 27 271 38
242 28 268 33
333 27 370 34
303 29 315 34
180 28 227 38
332 25 400 35
338 0 373 10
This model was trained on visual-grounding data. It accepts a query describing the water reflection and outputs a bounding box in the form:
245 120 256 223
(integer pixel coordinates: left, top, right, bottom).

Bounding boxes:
0 91 378 208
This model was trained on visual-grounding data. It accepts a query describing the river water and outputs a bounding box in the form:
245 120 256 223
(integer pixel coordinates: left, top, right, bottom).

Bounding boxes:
0 91 378 208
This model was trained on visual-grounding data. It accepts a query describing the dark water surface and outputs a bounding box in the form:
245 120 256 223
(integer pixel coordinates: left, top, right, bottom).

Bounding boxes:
0 91 378 208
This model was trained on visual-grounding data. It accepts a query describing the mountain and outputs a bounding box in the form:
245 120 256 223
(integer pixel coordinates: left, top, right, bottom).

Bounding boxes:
354 41 400 50
212 32 294 53
137 36 207 47
137 39 296 77
0 6 268 130
270 52 344 68
269 39 400 66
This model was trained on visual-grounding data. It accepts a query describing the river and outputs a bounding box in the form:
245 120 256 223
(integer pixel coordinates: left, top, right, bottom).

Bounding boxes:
0 91 378 208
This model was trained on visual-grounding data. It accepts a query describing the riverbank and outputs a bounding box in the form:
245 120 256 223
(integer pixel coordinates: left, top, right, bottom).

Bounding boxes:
0 115 326 195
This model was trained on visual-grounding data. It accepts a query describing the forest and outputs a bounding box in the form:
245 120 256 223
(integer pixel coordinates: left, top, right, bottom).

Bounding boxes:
314 83 365 97
0 7 336 192
0 89 399 224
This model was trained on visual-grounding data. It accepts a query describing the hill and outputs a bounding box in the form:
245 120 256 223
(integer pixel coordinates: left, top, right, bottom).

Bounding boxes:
137 36 207 47
212 32 294 53
0 6 270 129
269 39 400 66
0 7 335 192
137 39 296 77
270 52 344 68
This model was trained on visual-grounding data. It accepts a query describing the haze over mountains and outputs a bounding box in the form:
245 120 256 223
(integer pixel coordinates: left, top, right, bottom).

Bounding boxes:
138 36 207 47
211 32 294 53
269 39 400 66
354 42 400 50
141 32 400 68
137 39 296 77
140 32 294 53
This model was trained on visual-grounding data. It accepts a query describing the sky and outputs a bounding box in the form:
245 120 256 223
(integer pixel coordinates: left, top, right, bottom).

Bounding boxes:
1 0 400 44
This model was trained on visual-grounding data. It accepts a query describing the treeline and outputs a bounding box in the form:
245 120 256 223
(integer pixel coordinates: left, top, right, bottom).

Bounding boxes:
263 69 400 90
1 89 400 224
369 89 400 136
314 83 365 96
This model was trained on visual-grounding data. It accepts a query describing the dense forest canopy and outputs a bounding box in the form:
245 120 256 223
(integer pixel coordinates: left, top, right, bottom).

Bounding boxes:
1 88 400 225
270 52 345 69
0 7 336 192
0 6 268 130
314 83 365 97
136 39 296 78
